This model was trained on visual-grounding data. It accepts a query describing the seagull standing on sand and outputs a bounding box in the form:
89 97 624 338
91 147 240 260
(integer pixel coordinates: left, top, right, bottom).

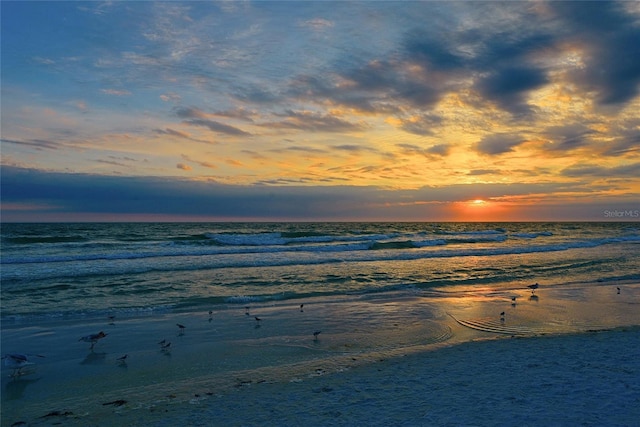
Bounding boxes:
79 331 107 350
2 353 44 376
527 283 539 294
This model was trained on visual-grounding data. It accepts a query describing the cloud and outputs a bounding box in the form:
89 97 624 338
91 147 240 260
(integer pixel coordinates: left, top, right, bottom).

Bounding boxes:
270 145 327 154
549 1 640 107
561 162 640 178
101 88 132 96
332 144 377 153
396 143 450 157
426 144 451 156
403 30 466 72
154 128 192 139
181 154 217 170
541 124 596 152
176 163 192 171
1 138 60 150
261 110 367 132
473 66 548 115
175 107 210 119
299 18 334 31
183 119 251 136
2 166 636 221
175 106 253 136
467 169 499 176
160 92 181 103
398 113 444 136
475 134 525 155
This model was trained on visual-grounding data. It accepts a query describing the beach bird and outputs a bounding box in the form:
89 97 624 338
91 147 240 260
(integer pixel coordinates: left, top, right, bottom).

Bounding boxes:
500 311 505 322
158 340 171 352
511 296 517 306
313 331 322 341
117 354 128 364
254 316 262 323
79 331 107 350
245 306 251 316
2 353 44 376
177 323 186 334
617 287 621 294
300 304 304 312
527 283 539 294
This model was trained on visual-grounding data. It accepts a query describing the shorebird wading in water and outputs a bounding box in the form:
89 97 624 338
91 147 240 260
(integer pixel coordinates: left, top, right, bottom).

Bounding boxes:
2 353 44 376
527 283 539 294
79 331 107 350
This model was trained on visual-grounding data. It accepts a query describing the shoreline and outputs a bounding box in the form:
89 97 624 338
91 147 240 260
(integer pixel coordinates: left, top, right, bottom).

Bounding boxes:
2 282 639 426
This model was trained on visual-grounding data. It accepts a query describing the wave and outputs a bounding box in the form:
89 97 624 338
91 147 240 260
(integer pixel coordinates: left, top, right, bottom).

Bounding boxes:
369 240 418 250
2 234 639 284
511 231 554 239
3 235 89 244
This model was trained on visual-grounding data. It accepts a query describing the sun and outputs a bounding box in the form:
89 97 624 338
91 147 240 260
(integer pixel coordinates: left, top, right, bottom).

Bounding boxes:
449 198 510 221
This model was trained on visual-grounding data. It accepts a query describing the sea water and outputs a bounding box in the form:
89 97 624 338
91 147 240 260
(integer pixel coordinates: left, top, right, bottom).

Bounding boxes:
2 222 639 320
1 222 639 425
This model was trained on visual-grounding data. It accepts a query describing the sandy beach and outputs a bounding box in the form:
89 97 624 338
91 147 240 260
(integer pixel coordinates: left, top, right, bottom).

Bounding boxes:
2 281 639 426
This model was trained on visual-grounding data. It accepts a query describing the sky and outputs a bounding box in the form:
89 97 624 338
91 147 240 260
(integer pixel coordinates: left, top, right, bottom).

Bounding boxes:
1 1 639 222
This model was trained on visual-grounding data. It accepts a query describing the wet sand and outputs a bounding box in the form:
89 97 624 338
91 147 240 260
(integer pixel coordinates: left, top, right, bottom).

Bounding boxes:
2 281 639 426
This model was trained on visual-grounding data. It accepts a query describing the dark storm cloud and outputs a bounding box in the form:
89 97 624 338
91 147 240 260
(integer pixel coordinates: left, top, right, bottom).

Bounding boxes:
475 134 525 155
0 166 385 219
2 166 633 221
473 66 548 114
404 30 466 71
284 2 638 120
550 1 640 107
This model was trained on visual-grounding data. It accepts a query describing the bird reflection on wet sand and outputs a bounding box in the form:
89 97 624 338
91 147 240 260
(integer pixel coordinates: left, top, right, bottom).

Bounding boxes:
4 377 41 400
81 352 107 365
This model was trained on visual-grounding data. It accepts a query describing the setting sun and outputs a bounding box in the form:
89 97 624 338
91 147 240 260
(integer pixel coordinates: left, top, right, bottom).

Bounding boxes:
449 198 513 221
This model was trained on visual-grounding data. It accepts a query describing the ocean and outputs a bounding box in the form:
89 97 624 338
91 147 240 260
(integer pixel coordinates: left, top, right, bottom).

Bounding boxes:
2 222 639 321
1 222 639 426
